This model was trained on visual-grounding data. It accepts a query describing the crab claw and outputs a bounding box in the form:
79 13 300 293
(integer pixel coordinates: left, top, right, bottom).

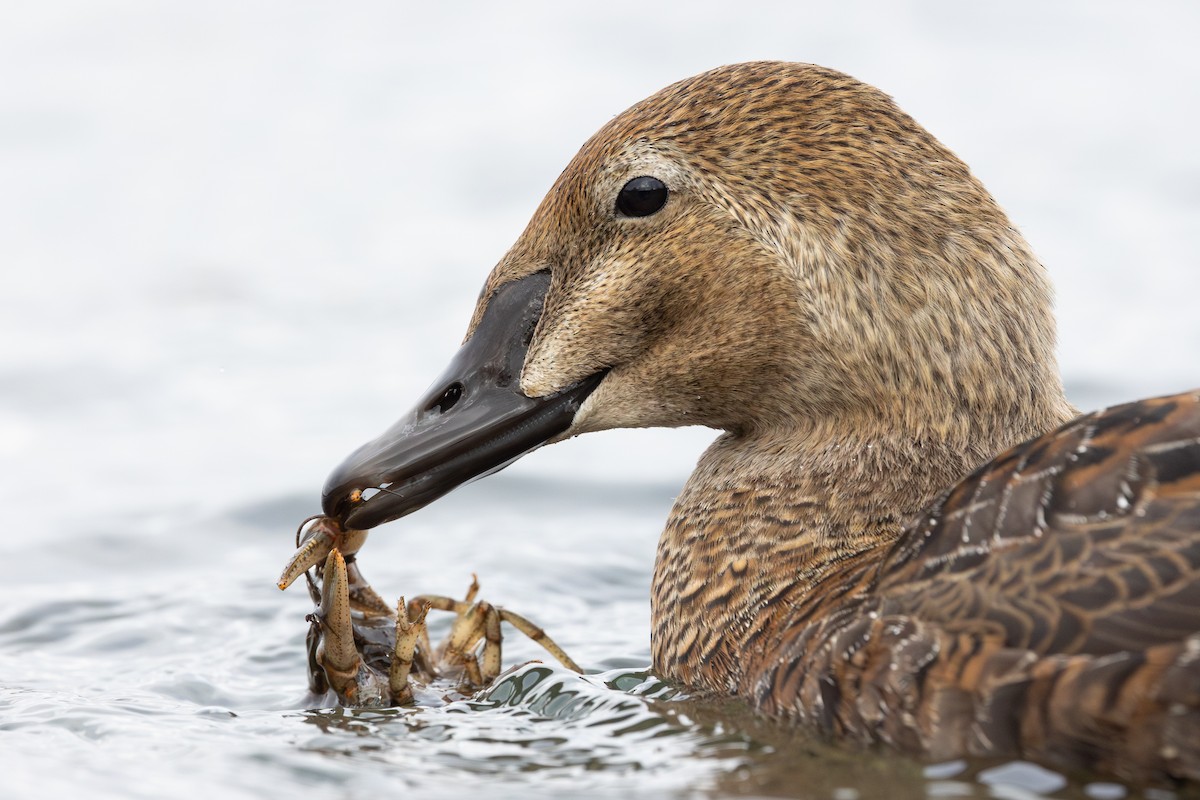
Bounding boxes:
316 549 358 675
312 548 390 706
277 516 369 590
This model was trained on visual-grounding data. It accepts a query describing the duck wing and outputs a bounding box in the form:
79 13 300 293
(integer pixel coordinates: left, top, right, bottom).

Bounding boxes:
761 391 1200 779
879 390 1200 656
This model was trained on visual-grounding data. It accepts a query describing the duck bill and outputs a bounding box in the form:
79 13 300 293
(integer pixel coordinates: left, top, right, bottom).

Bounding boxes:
322 271 604 530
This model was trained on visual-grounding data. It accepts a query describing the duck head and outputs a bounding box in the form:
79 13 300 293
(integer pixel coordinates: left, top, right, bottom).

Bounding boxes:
323 61 1069 530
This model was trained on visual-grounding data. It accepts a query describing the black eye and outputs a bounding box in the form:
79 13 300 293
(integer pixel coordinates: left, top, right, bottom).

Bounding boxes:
616 176 668 218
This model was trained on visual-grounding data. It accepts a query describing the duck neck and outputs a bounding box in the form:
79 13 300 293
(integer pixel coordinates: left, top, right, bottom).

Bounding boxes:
649 422 1008 695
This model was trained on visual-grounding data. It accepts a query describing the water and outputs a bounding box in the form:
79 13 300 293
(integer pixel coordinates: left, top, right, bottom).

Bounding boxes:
3 2 1200 798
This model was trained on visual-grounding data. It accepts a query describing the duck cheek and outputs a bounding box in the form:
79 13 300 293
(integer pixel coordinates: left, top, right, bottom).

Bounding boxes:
520 314 643 401
551 374 632 437
516 337 570 399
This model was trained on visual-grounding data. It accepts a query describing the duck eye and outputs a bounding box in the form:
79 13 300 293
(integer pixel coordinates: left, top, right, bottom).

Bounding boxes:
615 176 668 218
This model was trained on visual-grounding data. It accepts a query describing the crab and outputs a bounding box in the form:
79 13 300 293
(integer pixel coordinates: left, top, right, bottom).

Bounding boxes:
276 515 582 707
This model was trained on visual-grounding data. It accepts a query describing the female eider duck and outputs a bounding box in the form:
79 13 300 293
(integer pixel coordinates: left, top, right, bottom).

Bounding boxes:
320 62 1200 781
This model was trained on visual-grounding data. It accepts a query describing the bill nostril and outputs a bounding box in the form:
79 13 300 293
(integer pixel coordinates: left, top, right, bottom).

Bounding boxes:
427 382 464 414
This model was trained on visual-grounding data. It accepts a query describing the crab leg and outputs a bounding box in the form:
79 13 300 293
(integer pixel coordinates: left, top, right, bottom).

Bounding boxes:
305 615 329 695
407 598 435 658
342 556 392 616
477 602 503 684
411 572 584 684
461 653 484 688
389 596 429 704
497 609 583 673
407 592 493 689
446 600 503 686
284 533 585 703
444 600 485 658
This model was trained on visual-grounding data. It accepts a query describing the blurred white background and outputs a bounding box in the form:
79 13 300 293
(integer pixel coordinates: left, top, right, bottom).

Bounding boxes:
2 0 1199 535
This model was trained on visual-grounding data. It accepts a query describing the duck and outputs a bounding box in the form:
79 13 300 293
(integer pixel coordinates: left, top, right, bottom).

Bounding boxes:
318 62 1200 782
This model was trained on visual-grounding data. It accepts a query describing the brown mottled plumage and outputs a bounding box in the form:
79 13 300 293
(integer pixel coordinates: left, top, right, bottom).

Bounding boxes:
460 63 1200 780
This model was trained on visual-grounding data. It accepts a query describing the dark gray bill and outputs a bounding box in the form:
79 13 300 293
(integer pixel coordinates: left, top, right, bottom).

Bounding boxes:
322 271 605 530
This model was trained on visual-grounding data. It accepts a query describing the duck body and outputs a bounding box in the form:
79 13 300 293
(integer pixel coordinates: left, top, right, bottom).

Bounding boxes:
656 392 1200 779
321 62 1200 781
